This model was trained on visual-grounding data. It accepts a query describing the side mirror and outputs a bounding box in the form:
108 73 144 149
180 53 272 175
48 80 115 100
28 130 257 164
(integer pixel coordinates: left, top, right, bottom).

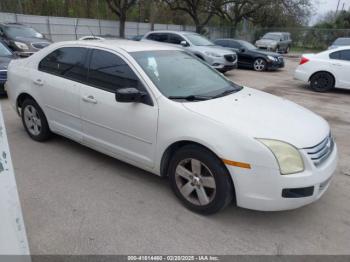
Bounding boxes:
115 87 146 103
240 48 246 53
180 40 189 47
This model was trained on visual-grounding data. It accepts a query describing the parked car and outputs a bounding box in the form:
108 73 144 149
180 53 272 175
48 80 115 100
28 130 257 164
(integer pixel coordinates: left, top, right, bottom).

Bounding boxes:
0 23 51 57
6 40 337 214
79 36 105 41
255 32 292 53
142 31 237 73
295 46 350 92
130 35 144 41
0 41 16 95
328 37 350 50
214 38 284 71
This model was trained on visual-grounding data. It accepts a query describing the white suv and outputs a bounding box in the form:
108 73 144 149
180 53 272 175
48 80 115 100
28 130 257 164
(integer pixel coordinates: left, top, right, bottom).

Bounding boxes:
6 40 337 214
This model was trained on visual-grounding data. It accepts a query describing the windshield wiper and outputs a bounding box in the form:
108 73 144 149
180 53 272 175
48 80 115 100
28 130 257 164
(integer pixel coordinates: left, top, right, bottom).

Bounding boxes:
168 95 210 101
211 88 241 99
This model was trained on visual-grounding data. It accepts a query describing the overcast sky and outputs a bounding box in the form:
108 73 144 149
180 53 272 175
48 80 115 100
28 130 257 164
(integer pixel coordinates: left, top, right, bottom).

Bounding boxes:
311 0 350 24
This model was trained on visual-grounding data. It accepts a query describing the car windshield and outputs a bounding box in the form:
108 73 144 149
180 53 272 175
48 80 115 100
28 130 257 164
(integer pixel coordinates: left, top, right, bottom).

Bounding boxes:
0 42 12 56
333 38 350 45
240 41 257 50
262 33 281 41
131 50 242 99
4 26 43 39
184 33 214 46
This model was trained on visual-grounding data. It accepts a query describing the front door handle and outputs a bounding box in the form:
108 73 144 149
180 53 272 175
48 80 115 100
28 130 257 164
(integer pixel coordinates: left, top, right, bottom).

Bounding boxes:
33 78 44 86
82 95 97 104
332 63 342 67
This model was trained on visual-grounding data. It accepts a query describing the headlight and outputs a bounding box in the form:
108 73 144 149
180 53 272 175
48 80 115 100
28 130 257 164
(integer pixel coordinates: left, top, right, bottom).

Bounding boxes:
257 139 304 175
268 43 277 48
14 41 29 50
205 51 221 57
267 55 277 61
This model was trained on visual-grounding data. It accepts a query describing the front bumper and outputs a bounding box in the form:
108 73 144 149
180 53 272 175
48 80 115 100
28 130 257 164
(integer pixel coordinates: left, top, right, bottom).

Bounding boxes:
206 55 238 71
15 51 35 57
0 70 7 94
267 59 285 70
227 143 338 211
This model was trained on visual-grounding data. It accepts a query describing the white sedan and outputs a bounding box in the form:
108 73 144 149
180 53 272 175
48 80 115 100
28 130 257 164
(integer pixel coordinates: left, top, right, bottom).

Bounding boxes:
6 40 337 214
295 46 350 92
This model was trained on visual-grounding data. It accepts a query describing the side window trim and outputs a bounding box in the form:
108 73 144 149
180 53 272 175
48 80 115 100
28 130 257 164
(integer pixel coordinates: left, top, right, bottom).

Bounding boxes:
86 47 154 106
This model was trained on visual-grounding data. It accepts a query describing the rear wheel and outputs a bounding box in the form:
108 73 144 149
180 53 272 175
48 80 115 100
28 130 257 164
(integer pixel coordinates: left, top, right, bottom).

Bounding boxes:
168 145 234 215
310 72 334 92
285 46 290 54
253 58 267 71
21 99 52 141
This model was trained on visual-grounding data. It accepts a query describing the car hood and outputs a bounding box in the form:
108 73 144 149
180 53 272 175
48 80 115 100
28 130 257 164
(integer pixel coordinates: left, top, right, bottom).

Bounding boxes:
191 45 235 55
256 39 278 46
0 56 13 70
183 87 329 148
12 36 51 44
250 49 281 57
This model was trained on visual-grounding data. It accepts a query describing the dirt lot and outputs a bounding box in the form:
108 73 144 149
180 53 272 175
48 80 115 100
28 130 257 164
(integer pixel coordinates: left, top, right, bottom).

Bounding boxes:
1 57 350 255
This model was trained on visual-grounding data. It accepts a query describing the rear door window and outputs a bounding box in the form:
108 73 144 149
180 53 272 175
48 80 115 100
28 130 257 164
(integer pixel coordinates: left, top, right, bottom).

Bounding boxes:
38 47 89 82
146 33 168 43
330 50 350 61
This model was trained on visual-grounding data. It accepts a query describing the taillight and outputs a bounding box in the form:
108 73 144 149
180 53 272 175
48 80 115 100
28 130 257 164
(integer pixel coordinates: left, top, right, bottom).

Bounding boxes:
299 56 309 65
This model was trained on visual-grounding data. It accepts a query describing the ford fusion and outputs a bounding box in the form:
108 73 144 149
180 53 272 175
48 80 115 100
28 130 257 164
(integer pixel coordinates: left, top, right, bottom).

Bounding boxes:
6 40 337 214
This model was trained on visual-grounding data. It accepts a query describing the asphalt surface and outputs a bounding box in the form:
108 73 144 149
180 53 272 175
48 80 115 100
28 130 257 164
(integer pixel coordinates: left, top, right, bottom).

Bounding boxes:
1 57 350 255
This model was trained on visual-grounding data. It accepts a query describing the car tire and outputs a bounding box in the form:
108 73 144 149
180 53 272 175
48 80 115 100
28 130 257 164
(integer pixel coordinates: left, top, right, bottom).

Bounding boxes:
285 46 290 54
253 58 267 71
310 72 335 92
168 144 234 215
21 98 52 141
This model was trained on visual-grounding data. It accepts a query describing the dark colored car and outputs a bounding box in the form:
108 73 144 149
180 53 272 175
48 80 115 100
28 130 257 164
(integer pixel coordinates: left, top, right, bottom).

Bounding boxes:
328 37 350 50
0 41 16 94
214 39 284 71
0 23 51 57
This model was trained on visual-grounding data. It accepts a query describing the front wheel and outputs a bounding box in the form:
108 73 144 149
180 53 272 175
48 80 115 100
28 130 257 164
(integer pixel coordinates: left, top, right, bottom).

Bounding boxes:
310 72 334 92
253 58 267 71
21 98 52 141
168 145 234 215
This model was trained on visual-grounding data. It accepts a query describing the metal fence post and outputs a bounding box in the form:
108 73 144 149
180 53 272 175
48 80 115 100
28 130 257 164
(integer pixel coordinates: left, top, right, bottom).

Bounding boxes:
74 18 79 40
46 16 52 41
98 19 102 36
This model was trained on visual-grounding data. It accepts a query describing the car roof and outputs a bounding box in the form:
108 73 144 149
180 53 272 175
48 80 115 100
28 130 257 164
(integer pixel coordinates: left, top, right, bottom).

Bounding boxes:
53 39 180 53
146 30 197 35
0 22 29 27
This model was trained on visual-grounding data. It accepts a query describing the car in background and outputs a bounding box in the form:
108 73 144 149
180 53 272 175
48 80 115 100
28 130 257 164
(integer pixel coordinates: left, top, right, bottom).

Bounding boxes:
255 32 292 53
0 41 16 95
130 35 144 41
294 46 350 92
0 23 51 57
328 37 350 50
79 36 105 41
214 38 284 71
142 31 237 73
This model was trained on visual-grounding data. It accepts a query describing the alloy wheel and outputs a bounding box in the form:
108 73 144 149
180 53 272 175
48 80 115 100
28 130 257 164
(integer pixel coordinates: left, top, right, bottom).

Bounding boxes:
175 158 216 206
23 105 42 136
254 59 266 71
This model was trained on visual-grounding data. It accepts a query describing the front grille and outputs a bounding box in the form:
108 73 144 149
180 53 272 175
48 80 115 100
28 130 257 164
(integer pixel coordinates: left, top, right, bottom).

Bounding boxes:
224 54 236 62
31 42 50 49
0 70 7 81
304 134 334 167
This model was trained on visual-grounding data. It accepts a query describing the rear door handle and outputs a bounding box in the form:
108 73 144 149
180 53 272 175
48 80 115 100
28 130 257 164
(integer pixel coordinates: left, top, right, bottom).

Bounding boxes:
82 95 97 104
332 63 342 67
33 78 44 86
